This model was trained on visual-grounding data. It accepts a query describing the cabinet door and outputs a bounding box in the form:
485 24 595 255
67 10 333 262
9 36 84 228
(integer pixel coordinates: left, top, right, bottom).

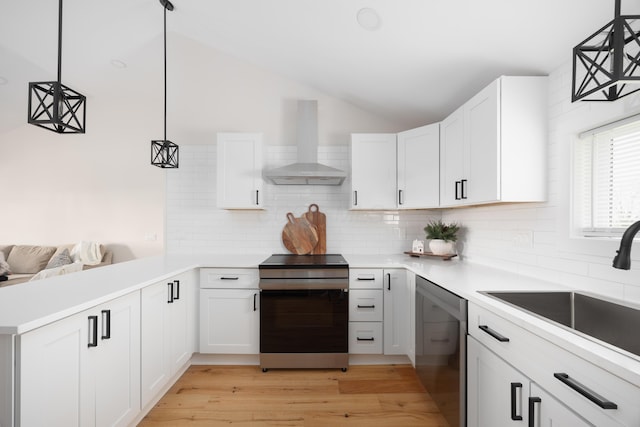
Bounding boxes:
217 133 263 209
465 78 500 204
19 310 91 427
383 269 409 355
141 280 171 406
350 134 397 210
530 383 594 427
141 273 195 407
167 274 195 375
467 336 531 427
439 107 465 207
200 289 259 354
397 124 440 209
94 292 140 427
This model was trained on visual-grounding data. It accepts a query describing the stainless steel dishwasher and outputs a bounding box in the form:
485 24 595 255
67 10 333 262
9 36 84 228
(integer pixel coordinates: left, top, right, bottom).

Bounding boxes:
415 275 467 427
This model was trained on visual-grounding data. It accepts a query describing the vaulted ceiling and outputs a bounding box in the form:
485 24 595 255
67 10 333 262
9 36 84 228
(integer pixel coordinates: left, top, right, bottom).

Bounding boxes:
0 0 622 131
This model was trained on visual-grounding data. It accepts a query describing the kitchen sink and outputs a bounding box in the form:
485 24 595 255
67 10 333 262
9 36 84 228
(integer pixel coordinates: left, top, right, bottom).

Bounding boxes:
481 291 640 358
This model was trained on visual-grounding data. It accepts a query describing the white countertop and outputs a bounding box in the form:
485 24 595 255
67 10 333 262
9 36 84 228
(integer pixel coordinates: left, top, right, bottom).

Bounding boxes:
1 252 639 386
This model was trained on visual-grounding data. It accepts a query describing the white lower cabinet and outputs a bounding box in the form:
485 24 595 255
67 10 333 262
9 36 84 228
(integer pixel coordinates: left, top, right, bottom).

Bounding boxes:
199 268 260 354
467 336 591 426
348 268 410 356
468 302 636 427
383 269 409 355
141 270 197 408
18 291 141 427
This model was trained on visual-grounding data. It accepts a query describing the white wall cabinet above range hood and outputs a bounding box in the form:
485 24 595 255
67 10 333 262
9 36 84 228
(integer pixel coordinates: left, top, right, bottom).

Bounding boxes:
263 100 347 185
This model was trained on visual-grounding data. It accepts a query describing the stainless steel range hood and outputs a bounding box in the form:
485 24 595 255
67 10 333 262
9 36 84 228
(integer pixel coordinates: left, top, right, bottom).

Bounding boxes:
263 100 346 185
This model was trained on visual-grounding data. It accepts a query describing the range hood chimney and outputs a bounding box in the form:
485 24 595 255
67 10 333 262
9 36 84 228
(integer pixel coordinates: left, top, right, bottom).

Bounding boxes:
263 100 346 185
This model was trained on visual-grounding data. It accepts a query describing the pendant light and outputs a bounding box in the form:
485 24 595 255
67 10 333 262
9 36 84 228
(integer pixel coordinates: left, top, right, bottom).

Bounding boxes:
151 0 179 168
572 0 640 102
28 0 86 133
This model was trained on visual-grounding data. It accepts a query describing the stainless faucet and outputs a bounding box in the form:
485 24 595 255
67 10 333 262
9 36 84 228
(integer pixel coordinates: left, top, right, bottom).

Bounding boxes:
613 220 640 270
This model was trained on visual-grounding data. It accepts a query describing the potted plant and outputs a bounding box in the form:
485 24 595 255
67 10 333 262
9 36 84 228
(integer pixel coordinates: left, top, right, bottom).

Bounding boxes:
424 220 459 255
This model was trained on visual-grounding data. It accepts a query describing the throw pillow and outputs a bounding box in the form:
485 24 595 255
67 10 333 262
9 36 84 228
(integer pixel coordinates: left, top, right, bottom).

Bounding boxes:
46 248 73 269
0 252 11 276
6 245 56 274
70 241 103 266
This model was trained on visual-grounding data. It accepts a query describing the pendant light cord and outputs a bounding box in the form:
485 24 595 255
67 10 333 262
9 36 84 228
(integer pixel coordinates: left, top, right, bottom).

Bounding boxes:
163 4 167 141
57 0 63 83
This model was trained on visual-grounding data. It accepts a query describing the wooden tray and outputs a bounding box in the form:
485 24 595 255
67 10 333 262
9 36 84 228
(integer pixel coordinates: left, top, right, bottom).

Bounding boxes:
403 251 457 261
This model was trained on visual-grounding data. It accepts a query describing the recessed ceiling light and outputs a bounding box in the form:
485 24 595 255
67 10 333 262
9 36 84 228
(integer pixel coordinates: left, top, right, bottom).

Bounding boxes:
110 59 127 69
357 7 381 31
0 76 7 85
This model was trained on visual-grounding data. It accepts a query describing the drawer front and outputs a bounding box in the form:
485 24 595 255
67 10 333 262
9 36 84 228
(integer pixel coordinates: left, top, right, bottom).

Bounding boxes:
469 302 640 427
200 268 259 289
349 289 383 322
349 269 383 289
349 322 383 354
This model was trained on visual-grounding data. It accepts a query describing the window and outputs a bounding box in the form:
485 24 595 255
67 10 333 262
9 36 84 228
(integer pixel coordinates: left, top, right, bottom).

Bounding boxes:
574 119 640 236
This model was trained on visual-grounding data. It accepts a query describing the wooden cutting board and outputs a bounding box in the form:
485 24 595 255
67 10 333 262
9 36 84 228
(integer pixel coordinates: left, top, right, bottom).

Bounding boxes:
302 204 326 254
282 212 319 255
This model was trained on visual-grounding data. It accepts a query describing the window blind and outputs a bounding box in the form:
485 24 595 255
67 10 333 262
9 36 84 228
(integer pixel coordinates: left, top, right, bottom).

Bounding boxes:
577 121 640 235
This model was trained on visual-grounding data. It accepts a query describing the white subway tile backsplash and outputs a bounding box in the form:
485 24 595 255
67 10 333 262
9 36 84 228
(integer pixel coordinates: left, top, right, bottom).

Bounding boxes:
166 144 439 256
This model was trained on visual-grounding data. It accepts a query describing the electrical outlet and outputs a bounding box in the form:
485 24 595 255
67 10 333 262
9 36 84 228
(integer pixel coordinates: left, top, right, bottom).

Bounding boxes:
144 233 157 242
513 231 533 248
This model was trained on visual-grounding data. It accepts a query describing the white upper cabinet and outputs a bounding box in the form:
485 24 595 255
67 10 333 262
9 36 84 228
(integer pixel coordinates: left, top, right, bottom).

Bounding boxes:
440 76 547 207
217 133 264 209
350 128 440 210
397 123 440 209
350 133 398 210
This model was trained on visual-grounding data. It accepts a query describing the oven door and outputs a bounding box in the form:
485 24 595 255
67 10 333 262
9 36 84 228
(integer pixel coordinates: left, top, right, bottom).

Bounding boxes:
260 289 348 353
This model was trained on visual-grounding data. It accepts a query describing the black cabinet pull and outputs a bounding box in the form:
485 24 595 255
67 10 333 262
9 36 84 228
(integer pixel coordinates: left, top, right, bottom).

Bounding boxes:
167 282 174 303
386 273 391 290
353 190 358 206
173 279 180 300
88 315 98 348
479 325 510 342
455 180 461 200
256 190 259 205
398 189 404 205
528 396 541 427
356 337 375 341
510 382 523 421
554 373 618 409
101 309 111 340
461 179 468 199
221 276 239 280
253 293 257 311
357 304 375 309
356 277 375 281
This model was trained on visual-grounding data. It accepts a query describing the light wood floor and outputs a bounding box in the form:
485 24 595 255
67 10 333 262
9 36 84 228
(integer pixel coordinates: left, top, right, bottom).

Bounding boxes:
139 364 449 426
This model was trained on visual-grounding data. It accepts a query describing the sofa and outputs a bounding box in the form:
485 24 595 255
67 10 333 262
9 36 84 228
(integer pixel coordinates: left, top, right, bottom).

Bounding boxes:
0 243 113 287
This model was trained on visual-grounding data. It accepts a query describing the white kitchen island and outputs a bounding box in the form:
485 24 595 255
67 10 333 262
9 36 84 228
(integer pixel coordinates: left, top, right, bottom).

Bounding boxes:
1 253 639 426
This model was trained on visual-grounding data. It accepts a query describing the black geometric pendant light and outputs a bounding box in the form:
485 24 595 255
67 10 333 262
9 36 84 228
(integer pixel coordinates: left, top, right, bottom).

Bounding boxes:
28 0 86 133
151 0 179 168
572 0 640 102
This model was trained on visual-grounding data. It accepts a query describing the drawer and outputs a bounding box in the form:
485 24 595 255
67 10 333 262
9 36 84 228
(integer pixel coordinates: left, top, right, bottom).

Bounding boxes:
349 322 383 354
349 269 383 289
349 289 383 322
469 302 640 427
200 268 259 289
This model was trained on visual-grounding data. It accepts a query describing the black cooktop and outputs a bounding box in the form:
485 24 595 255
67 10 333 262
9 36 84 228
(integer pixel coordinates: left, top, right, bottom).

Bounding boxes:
259 254 348 269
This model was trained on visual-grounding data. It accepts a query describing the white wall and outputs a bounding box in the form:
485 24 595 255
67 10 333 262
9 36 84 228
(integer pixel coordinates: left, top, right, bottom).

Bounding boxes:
442 60 640 304
1 32 436 261
164 35 439 255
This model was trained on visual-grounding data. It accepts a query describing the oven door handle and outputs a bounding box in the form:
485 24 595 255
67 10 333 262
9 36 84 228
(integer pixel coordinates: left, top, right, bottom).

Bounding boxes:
259 279 348 291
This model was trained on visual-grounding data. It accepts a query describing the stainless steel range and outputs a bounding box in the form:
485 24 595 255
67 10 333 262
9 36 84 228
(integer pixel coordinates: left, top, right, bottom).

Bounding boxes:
259 254 349 371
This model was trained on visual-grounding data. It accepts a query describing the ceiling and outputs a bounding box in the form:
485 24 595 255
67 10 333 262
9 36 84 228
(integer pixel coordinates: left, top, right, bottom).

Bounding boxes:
0 0 625 130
